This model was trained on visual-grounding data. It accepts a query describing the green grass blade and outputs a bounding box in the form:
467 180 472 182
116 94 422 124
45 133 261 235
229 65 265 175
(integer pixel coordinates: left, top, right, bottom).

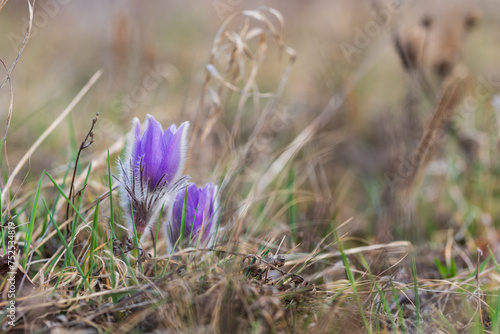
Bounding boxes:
43 170 90 290
43 165 72 239
106 149 117 291
1 194 5 254
468 255 491 280
44 171 87 223
333 229 372 334
450 256 457 277
359 254 398 332
493 287 500 334
434 258 449 279
490 248 500 274
154 204 164 278
42 198 73 295
390 280 407 333
22 173 43 269
88 198 100 281
434 308 458 334
411 253 421 332
107 149 116 239
179 188 188 249
287 168 297 245
490 248 500 334
70 163 92 240
49 213 93 291
120 247 140 286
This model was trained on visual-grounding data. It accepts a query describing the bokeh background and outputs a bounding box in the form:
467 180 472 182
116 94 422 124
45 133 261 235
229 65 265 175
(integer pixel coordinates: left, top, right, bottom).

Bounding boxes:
2 0 500 248
4 1 500 332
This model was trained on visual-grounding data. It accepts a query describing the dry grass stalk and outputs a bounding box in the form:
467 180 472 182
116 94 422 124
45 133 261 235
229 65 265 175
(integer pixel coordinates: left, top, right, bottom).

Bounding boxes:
64 113 99 228
401 64 469 198
0 69 102 208
234 45 389 247
1 0 33 188
188 7 295 176
180 7 298 246
285 240 412 266
0 0 9 13
378 64 469 243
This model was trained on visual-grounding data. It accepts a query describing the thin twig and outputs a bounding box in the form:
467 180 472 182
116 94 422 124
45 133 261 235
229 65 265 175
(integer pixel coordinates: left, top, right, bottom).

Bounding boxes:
476 248 483 325
1 0 34 185
65 113 99 234
0 0 34 90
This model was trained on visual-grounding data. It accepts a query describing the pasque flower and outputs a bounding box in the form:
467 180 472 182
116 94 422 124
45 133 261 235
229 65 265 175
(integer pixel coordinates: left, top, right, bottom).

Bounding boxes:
118 115 189 235
167 182 219 250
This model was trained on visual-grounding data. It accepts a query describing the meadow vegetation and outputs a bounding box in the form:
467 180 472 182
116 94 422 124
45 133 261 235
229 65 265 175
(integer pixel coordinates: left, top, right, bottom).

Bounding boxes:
1 1 500 333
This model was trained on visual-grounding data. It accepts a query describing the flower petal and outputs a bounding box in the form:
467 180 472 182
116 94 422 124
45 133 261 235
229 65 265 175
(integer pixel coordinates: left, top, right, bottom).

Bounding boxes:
200 184 217 241
141 115 164 186
158 122 189 185
163 125 175 146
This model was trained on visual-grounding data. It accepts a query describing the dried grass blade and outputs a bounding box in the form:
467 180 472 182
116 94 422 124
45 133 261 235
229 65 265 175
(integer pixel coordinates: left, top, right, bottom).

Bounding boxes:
1 69 102 207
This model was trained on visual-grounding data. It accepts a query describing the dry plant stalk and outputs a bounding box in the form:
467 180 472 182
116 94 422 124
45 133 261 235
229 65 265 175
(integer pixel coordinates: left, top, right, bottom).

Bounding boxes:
378 64 469 243
400 64 469 198
65 113 99 227
1 0 34 189
188 7 296 174
0 0 9 12
183 7 297 244
0 69 102 208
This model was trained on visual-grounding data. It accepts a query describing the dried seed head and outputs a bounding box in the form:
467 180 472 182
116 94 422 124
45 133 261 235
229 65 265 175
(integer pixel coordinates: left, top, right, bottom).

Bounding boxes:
465 7 482 30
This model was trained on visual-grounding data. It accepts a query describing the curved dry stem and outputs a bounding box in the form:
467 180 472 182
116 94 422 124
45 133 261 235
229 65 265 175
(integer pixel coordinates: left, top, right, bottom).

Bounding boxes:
1 0 34 186
1 69 103 209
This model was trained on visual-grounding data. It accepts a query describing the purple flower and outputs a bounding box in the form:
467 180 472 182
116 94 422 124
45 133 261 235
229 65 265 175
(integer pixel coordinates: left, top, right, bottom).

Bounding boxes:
167 182 219 250
118 115 189 235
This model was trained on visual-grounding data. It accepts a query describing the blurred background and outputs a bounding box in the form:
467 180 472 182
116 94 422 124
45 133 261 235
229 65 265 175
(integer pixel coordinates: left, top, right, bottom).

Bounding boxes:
1 0 500 251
